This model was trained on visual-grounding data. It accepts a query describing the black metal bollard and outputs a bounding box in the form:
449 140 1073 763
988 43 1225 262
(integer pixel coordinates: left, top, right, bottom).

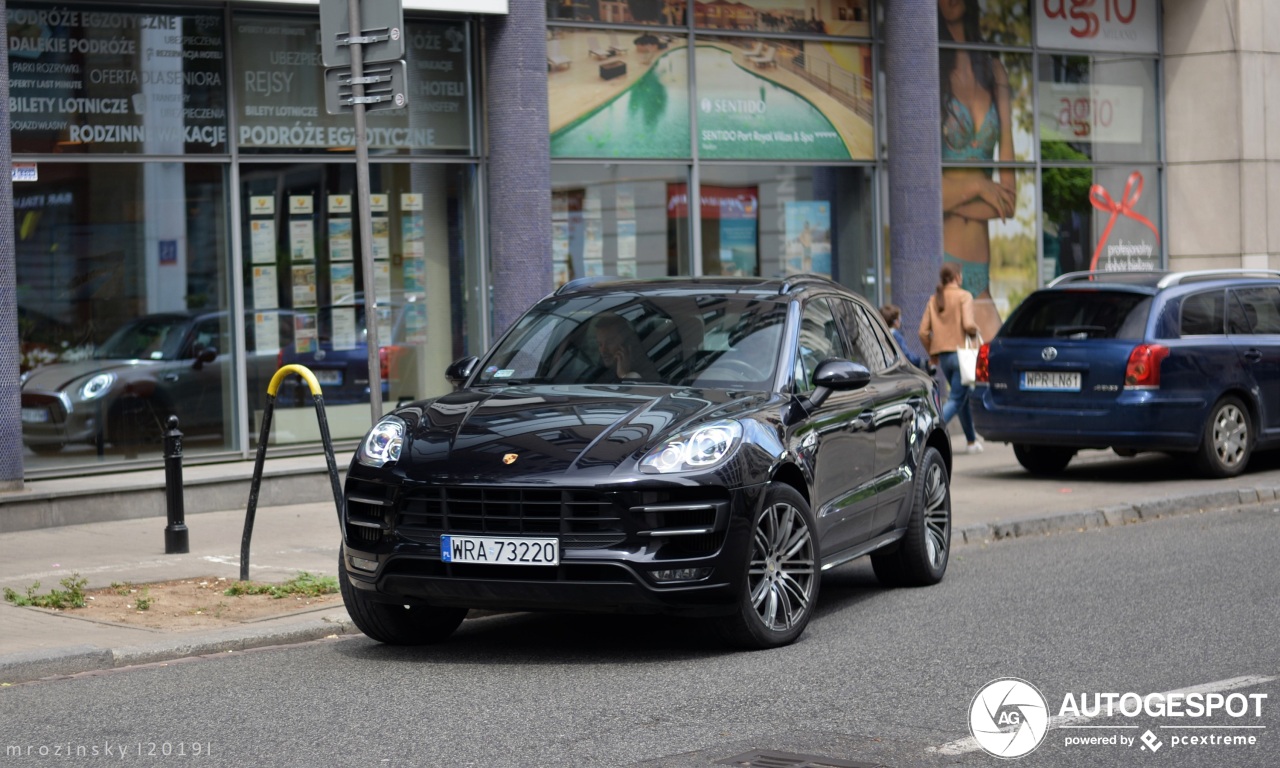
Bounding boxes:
163 415 189 554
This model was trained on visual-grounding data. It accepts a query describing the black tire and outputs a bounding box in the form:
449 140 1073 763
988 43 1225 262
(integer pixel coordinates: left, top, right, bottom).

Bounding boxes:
872 446 951 588
338 549 467 645
1195 396 1252 478
1013 443 1075 476
715 484 820 650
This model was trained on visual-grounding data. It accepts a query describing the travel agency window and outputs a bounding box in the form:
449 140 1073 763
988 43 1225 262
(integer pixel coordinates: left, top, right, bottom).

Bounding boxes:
693 3 877 296
231 12 483 447
10 4 234 473
547 16 694 284
1036 3 1162 281
548 1 877 294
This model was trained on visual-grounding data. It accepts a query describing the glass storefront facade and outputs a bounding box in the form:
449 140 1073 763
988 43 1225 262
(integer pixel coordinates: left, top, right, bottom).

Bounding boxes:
10 3 483 474
547 1 881 295
7 0 1166 478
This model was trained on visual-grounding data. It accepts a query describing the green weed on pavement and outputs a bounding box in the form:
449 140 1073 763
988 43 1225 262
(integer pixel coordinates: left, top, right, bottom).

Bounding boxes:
223 571 338 599
3 574 89 609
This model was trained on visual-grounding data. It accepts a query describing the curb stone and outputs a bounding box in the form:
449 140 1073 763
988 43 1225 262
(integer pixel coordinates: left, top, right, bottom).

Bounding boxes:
7 490 1280 685
954 487 1280 548
1 614 357 686
110 614 358 669
0 645 113 685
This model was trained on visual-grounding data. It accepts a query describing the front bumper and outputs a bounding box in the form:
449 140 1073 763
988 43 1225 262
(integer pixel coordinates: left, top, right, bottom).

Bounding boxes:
340 474 765 617
20 391 100 447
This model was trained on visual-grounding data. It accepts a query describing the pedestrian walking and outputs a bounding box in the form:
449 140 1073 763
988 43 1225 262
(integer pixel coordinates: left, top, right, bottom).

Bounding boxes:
879 303 926 369
918 262 983 453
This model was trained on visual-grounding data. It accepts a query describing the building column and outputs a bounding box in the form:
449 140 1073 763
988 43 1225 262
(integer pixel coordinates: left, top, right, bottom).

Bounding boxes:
1163 0 1280 270
885 0 942 356
0 0 24 489
485 2 553 340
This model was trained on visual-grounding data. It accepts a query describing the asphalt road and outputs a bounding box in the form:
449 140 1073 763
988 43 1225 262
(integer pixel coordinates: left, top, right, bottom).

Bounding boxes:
2 505 1277 768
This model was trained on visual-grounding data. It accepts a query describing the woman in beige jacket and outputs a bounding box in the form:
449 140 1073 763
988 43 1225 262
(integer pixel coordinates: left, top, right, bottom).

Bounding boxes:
919 262 982 453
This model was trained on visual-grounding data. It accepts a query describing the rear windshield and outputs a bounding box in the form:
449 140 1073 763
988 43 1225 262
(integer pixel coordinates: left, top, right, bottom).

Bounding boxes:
1002 291 1152 340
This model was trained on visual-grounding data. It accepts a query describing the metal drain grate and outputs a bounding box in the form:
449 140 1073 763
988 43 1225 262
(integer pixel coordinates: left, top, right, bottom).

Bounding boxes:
716 750 889 768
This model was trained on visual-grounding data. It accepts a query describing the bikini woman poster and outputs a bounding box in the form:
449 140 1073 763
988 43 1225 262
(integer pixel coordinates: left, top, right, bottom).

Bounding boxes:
938 0 1037 340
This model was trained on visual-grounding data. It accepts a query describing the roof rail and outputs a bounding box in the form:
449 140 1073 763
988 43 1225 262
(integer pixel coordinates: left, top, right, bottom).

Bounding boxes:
776 273 840 294
555 275 618 294
1155 269 1280 288
1047 269 1166 287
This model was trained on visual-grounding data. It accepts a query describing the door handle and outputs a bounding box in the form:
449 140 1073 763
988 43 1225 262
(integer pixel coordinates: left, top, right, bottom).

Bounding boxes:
1244 349 1263 364
162 373 180 382
849 411 874 431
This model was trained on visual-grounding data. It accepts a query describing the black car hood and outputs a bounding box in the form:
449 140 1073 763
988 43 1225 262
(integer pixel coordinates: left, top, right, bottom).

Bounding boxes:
393 385 769 482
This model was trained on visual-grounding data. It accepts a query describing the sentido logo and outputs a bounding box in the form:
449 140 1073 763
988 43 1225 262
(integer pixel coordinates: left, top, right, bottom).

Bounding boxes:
969 678 1050 758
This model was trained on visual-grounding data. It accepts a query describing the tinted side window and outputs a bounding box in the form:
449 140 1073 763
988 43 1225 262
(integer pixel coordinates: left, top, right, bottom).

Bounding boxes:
1228 286 1280 334
1003 291 1152 340
1180 291 1226 336
857 304 897 371
832 298 890 372
793 298 846 392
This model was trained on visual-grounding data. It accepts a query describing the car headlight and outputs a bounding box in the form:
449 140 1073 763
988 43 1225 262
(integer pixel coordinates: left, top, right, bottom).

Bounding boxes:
357 415 406 468
79 373 115 400
640 420 742 474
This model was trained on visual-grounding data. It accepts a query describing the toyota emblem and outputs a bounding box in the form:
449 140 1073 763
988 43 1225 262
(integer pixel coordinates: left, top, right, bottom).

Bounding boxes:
1041 347 1058 361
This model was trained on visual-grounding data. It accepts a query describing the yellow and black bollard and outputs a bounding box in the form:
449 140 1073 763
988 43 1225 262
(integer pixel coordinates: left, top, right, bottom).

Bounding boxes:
240 365 346 582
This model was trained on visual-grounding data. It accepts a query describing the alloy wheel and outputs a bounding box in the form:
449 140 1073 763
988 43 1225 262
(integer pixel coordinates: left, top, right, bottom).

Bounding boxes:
749 500 816 632
922 460 950 570
1212 404 1248 468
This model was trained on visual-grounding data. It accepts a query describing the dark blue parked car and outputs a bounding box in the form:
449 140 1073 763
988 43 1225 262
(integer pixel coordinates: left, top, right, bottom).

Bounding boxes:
276 300 406 406
973 269 1280 477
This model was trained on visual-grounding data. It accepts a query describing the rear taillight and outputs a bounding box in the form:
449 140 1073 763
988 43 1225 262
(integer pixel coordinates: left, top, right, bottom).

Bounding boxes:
379 345 408 383
1124 344 1169 389
976 343 990 384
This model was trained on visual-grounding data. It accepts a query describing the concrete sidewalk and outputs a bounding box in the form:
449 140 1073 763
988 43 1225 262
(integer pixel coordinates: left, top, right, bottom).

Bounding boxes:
4 438 1280 684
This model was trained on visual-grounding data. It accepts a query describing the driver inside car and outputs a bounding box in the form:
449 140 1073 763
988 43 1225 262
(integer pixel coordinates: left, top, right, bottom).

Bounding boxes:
594 312 660 382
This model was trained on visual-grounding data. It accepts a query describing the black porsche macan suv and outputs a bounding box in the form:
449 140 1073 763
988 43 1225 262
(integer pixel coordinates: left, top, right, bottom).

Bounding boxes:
339 276 954 649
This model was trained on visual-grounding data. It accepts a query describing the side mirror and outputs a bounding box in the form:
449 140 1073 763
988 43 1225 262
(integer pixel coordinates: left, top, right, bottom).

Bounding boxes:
445 356 479 390
192 346 218 370
804 358 871 410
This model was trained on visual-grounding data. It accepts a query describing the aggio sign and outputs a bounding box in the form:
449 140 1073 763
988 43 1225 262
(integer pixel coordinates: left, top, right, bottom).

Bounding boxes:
1037 0 1158 54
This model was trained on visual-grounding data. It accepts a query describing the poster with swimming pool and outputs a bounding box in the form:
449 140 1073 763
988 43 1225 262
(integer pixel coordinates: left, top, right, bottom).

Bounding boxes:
549 31 691 159
694 39 873 161
548 32 872 161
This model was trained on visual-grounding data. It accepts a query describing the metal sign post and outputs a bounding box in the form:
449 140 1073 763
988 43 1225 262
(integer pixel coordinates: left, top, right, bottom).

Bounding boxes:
320 0 406 425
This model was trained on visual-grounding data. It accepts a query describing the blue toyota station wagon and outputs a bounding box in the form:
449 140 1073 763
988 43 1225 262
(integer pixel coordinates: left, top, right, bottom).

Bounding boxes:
973 270 1280 477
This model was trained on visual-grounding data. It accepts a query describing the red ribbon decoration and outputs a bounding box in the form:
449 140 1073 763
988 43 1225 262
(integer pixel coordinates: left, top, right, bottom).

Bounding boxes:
1088 171 1160 272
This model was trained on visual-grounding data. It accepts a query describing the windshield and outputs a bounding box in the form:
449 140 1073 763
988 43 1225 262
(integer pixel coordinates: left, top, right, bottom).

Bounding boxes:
95 315 193 360
477 293 789 389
